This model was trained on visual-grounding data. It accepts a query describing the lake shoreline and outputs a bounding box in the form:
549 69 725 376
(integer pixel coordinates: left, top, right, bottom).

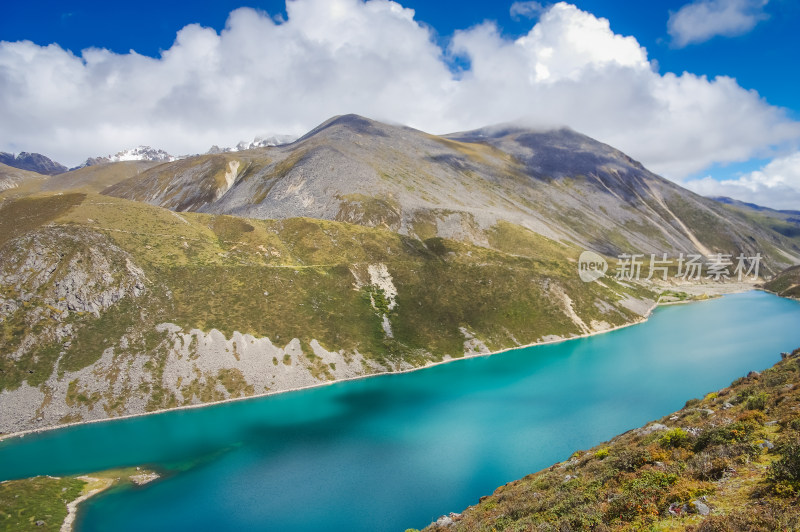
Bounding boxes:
0 283 758 444
61 476 114 532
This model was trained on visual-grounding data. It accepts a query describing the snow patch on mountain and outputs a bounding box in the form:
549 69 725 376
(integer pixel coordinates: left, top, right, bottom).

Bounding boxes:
78 146 176 168
207 134 296 154
112 146 175 162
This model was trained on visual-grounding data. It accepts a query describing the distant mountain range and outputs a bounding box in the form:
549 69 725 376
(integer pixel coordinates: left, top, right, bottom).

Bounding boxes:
207 134 298 154
78 146 177 168
1 134 298 175
0 151 67 175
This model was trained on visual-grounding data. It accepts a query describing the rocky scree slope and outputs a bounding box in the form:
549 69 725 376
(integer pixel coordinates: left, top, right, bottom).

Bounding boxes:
103 115 800 273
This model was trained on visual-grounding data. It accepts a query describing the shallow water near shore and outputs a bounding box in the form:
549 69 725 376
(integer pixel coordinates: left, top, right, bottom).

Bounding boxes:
2 291 800 531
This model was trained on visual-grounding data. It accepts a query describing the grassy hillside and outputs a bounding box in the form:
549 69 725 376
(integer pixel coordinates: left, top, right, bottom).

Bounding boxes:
764 265 800 300
0 467 158 532
41 161 160 193
420 348 800 532
0 190 656 433
0 163 47 193
0 476 85 531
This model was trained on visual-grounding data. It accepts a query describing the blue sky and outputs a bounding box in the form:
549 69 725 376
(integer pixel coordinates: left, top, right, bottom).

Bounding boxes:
1 0 799 208
2 0 797 113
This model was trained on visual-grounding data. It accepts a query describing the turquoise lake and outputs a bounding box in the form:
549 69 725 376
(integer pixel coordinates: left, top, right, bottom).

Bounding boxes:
1 291 800 531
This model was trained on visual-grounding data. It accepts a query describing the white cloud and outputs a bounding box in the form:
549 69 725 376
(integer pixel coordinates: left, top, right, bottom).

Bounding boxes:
0 0 797 178
684 152 800 210
668 0 769 47
510 1 545 20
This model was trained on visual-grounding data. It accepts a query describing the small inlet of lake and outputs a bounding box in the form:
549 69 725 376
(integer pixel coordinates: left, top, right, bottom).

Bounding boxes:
2 291 800 531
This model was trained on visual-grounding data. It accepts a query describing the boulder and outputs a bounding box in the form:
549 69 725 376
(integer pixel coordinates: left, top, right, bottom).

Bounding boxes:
691 500 711 516
435 515 453 527
637 423 668 435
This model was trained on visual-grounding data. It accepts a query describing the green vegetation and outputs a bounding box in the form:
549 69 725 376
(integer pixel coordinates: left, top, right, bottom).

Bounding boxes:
335 193 402 230
0 193 85 248
0 467 160 532
425 348 800 531
659 428 690 449
0 476 85 532
661 290 689 302
768 431 800 496
0 191 654 424
764 265 800 300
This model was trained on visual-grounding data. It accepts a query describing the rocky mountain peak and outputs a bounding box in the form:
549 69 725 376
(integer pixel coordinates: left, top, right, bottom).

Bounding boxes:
0 151 68 175
79 146 175 168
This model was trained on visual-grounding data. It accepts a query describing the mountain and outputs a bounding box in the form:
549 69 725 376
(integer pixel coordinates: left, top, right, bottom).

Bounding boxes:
420 348 800 532
712 196 800 216
41 160 163 193
0 163 49 192
104 114 800 273
763 264 800 299
0 151 67 175
0 191 658 435
79 146 175 168
1 114 800 436
208 134 297 154
711 196 800 240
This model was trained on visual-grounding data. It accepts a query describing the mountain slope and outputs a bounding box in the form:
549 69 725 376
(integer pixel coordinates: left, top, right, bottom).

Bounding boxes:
102 115 800 273
3 115 799 435
421 348 800 532
764 265 800 299
41 161 162 193
0 163 48 192
712 196 800 242
0 152 67 175
0 191 656 435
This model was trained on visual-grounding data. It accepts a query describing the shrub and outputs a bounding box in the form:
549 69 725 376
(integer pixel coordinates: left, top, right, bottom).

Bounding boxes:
695 419 761 452
660 428 690 449
595 448 610 460
768 432 800 496
745 392 769 411
605 470 677 523
697 500 800 531
688 452 732 481
685 398 701 408
612 448 652 472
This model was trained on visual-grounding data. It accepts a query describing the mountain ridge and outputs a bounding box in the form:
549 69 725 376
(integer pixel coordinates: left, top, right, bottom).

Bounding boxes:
0 151 67 175
77 146 176 168
101 114 800 272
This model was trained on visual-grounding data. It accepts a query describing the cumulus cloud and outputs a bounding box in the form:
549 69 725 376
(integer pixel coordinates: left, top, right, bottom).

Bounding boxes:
684 152 800 210
510 1 546 20
0 0 797 179
668 0 769 47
